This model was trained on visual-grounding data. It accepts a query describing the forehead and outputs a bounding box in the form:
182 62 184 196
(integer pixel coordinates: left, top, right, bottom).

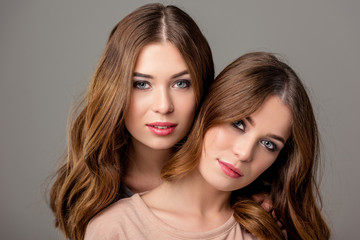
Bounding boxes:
134 42 188 74
250 95 292 141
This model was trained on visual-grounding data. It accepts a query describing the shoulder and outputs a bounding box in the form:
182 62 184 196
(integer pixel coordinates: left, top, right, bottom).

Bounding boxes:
241 228 258 240
84 195 139 240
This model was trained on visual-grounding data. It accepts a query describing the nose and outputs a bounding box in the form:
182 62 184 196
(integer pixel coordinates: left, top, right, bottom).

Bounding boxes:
151 87 174 114
233 138 254 162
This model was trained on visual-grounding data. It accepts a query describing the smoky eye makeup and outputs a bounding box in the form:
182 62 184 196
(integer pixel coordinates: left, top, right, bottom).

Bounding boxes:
172 79 191 89
232 119 282 152
132 80 151 90
232 120 246 131
260 139 278 152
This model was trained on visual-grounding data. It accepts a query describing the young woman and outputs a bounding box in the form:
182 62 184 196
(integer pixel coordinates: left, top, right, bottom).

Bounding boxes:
85 52 330 240
49 3 214 240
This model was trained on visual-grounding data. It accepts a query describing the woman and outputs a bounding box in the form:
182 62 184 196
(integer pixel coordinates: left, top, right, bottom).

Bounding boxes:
85 52 330 240
49 3 214 240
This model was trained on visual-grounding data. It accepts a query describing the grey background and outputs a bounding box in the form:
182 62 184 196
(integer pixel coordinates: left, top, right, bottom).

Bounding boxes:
1 0 359 239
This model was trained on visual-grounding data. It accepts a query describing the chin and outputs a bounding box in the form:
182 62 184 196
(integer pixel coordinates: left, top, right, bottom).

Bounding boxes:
147 142 177 150
206 181 237 193
211 181 248 193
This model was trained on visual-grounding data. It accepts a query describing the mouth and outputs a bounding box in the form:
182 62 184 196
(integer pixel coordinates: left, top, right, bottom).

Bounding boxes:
149 125 173 129
146 122 177 136
217 159 243 178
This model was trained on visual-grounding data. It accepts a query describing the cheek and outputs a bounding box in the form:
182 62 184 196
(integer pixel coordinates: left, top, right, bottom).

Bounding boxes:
253 155 277 177
208 126 234 150
202 126 231 155
125 96 144 132
127 94 147 118
175 93 196 121
198 146 216 182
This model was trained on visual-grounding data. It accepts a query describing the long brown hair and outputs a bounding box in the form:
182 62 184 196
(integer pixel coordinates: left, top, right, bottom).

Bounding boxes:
162 52 330 239
49 3 214 240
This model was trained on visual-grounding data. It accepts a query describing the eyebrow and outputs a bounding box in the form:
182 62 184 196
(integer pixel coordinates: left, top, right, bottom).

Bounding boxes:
133 70 189 79
267 134 285 144
171 70 189 79
246 117 254 126
246 116 286 144
133 72 152 79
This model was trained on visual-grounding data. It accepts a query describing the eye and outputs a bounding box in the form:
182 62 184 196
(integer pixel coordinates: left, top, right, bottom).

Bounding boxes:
261 139 277 152
233 120 245 131
133 81 151 90
172 80 191 89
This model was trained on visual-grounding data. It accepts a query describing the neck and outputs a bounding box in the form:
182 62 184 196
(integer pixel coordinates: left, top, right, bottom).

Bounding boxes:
125 138 172 193
142 169 233 232
148 169 232 216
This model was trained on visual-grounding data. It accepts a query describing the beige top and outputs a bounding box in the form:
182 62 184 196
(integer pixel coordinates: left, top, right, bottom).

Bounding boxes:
85 193 257 240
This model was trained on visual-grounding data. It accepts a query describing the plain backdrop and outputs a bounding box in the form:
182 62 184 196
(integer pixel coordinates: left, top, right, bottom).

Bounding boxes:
1 0 359 239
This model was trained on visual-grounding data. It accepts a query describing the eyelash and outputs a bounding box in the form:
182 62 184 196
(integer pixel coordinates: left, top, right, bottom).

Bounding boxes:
133 80 151 90
232 120 278 152
172 80 191 89
232 120 245 131
132 79 191 90
261 140 277 152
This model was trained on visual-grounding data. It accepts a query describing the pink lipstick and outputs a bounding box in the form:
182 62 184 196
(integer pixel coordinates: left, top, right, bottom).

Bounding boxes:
218 160 243 178
146 122 177 136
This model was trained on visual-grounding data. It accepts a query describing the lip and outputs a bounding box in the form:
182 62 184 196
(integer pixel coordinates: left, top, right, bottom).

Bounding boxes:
146 122 177 136
217 159 243 178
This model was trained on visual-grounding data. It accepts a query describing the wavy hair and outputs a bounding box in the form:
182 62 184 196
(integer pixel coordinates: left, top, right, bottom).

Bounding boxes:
162 52 330 239
49 3 214 240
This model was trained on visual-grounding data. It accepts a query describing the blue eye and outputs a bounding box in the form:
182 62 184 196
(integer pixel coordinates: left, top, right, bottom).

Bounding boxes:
261 140 277 152
173 80 191 89
233 120 245 131
133 81 151 90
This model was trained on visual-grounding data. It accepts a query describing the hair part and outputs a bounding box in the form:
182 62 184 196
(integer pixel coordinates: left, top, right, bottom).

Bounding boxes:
162 52 330 239
49 3 214 240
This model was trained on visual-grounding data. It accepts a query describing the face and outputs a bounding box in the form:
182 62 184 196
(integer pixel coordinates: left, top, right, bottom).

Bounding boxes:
125 42 196 150
198 95 292 192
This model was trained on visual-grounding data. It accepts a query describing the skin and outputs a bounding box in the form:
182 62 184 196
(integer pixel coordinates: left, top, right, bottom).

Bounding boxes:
121 42 278 226
143 95 292 232
198 95 292 192
124 42 196 193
